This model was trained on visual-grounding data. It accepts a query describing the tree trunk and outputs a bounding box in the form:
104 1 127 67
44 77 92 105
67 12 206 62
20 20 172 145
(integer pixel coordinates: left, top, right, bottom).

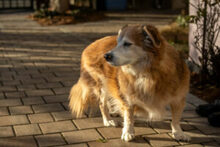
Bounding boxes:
50 0 70 13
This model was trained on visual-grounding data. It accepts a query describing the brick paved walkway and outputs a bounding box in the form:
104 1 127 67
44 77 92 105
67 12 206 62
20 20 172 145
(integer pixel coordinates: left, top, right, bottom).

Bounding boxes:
0 11 219 147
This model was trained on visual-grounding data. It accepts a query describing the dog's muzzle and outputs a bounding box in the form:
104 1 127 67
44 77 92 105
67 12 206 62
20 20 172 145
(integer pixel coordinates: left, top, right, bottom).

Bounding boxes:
104 53 113 62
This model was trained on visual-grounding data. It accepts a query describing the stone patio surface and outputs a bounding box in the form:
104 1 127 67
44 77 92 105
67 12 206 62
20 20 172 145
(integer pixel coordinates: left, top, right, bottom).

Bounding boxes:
0 11 219 147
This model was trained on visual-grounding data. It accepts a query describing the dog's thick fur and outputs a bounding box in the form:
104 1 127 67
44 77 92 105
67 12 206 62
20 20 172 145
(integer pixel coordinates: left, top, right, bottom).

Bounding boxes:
69 24 190 141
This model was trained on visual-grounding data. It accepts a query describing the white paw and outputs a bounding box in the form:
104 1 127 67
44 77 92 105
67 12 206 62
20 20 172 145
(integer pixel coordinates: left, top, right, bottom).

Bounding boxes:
172 131 191 142
103 120 118 127
121 128 135 142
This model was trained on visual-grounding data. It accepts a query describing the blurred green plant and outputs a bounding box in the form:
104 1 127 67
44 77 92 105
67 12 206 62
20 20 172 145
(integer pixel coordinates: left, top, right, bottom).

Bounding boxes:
33 9 59 19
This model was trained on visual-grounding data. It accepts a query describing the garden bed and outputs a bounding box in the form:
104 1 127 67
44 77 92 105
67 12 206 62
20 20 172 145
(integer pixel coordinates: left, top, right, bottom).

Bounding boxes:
160 23 219 103
29 8 105 26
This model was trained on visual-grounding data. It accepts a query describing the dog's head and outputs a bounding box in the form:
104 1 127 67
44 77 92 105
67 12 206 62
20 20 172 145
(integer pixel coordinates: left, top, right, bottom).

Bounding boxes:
104 24 162 66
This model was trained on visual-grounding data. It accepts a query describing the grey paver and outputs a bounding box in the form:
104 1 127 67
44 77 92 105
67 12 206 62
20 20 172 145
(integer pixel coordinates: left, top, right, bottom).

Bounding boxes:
0 126 14 137
36 133 66 147
144 133 179 146
89 138 151 147
62 129 101 144
51 111 74 121
9 105 33 115
22 97 45 105
14 124 42 136
0 136 37 147
57 144 88 147
52 87 71 95
0 115 29 126
73 117 104 129
39 120 76 134
36 82 63 89
28 113 54 123
5 91 25 98
0 107 9 116
32 103 65 113
43 94 68 103
0 86 17 92
26 89 54 97
0 99 22 107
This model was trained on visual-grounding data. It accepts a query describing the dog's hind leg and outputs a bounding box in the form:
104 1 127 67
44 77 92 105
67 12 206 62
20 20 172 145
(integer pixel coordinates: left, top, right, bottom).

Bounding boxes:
170 97 190 141
99 88 118 127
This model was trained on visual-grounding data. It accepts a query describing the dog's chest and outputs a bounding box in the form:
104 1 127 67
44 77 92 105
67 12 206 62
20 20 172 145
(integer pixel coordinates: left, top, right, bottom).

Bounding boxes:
132 76 154 100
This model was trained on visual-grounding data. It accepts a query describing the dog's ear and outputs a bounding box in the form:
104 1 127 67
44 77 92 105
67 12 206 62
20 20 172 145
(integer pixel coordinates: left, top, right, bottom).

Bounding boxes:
142 25 161 48
118 24 128 36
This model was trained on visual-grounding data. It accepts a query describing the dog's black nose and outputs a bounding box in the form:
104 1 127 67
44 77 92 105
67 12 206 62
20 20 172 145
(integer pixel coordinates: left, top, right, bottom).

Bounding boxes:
104 53 113 62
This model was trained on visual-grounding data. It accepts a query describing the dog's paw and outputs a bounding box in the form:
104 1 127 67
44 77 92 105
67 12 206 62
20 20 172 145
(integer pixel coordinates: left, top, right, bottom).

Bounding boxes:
103 120 118 127
121 128 135 142
121 132 135 142
172 131 191 142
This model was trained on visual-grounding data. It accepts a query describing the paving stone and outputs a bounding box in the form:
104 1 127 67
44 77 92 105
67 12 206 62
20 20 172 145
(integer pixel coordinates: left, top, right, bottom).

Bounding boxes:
36 82 63 89
9 105 33 115
73 117 104 129
144 133 179 146
0 99 22 107
180 121 196 131
98 127 122 139
150 121 171 133
0 107 9 116
202 141 220 147
184 103 196 111
0 136 37 147
5 91 25 98
0 92 5 99
51 111 75 121
3 80 21 86
28 113 54 123
180 144 203 147
186 94 207 106
89 138 150 147
43 94 68 103
61 81 75 87
0 115 28 126
22 97 45 105
0 86 17 92
36 133 66 147
62 129 101 144
52 87 71 95
0 126 14 137
57 143 87 147
32 103 64 113
14 124 42 136
39 120 76 134
21 78 46 84
182 110 200 118
185 118 220 135
17 84 36 91
62 102 70 110
26 89 54 97
98 123 156 140
134 123 157 136
208 134 220 144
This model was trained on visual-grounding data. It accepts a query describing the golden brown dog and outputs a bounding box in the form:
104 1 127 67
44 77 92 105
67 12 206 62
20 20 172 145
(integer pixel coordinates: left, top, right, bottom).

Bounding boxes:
69 24 190 142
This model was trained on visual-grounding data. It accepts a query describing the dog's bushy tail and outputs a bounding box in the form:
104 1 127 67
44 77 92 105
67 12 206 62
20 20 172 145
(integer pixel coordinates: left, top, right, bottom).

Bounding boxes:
69 78 92 117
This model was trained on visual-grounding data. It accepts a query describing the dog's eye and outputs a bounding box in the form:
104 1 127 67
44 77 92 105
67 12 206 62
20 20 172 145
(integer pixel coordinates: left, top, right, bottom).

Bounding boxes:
123 42 132 47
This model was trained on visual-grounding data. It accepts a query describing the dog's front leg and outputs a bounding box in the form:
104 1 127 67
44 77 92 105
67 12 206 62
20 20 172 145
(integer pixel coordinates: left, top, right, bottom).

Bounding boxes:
99 89 117 127
121 106 135 141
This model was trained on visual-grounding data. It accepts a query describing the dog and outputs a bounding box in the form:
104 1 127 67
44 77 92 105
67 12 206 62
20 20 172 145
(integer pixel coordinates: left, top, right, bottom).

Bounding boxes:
69 24 190 142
